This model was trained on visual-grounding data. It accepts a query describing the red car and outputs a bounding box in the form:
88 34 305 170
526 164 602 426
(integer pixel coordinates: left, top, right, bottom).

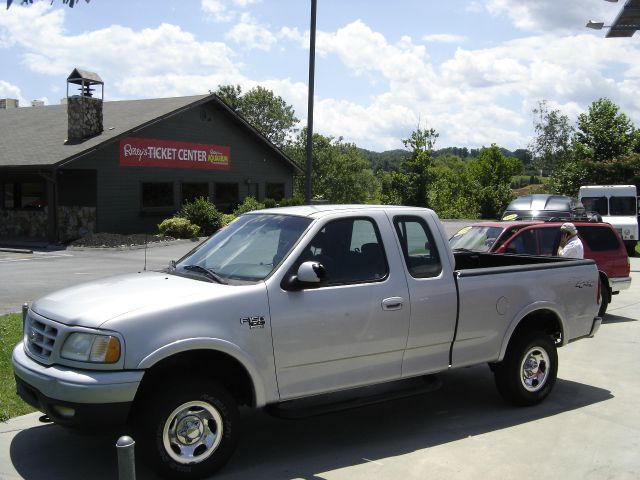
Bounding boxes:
450 220 631 316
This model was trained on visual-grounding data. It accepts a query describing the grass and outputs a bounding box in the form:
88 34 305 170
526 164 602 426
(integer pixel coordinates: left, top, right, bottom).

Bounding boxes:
0 313 35 422
636 242 640 257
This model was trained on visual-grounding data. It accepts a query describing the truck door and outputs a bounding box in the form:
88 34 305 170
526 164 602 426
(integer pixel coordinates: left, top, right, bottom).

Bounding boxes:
391 215 458 377
267 213 410 399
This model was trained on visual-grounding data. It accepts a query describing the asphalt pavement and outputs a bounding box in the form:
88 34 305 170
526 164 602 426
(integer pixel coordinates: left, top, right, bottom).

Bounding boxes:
1 230 639 479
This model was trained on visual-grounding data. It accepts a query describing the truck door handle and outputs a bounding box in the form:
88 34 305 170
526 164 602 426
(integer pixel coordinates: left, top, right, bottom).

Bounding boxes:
382 297 404 311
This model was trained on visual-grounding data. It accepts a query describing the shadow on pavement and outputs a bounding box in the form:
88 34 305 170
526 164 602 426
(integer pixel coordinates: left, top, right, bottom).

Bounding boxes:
10 365 612 480
602 313 637 324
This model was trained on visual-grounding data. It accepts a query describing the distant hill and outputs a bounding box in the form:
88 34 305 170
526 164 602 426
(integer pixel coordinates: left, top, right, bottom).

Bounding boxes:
359 146 530 172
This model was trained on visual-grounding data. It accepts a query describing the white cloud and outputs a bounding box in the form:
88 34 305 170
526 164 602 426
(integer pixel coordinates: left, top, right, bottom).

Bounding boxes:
484 0 618 33
226 12 277 50
0 4 243 99
422 33 466 44
201 0 234 22
0 79 27 106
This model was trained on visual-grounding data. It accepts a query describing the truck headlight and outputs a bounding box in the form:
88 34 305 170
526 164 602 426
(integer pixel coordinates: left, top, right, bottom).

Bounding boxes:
61 333 121 363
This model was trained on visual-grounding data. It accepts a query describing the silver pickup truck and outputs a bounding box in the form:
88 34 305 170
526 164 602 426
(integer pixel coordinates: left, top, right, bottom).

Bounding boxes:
13 205 602 479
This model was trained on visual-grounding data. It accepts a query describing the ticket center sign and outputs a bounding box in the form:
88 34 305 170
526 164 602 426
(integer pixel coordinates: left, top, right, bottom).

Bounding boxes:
120 137 230 171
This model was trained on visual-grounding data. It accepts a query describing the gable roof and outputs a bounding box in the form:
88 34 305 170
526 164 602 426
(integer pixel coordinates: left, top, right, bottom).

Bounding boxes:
0 94 303 174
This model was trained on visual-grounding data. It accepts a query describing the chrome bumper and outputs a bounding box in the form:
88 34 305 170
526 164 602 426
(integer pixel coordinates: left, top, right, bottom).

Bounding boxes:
609 276 631 293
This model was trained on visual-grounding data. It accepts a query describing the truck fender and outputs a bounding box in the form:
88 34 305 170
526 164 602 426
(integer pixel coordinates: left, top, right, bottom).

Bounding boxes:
496 301 566 362
136 337 268 407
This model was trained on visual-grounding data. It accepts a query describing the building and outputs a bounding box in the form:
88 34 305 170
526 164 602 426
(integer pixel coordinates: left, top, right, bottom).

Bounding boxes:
0 98 19 109
0 69 302 243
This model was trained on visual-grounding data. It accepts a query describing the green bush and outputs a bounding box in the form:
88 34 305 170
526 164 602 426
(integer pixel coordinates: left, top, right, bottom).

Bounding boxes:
233 196 265 216
158 217 200 238
221 214 236 226
279 197 304 207
177 197 223 235
263 197 277 208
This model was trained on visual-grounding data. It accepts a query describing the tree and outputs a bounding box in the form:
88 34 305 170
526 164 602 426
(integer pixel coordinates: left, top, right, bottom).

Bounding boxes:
428 156 479 219
467 145 522 218
575 98 637 162
287 129 379 204
213 84 299 148
6 0 88 8
399 125 439 207
529 100 574 175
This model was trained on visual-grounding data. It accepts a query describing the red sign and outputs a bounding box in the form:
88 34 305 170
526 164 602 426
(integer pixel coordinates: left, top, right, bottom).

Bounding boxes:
119 137 230 170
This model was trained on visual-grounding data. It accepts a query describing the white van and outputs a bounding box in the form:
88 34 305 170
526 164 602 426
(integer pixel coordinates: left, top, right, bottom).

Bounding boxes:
579 185 638 255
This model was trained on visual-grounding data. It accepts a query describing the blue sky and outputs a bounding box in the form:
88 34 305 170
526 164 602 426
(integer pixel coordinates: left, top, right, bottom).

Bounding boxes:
1 0 639 152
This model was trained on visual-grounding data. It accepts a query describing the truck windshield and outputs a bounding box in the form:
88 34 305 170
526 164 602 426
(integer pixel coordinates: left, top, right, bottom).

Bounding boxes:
449 226 505 252
176 214 312 282
609 197 637 216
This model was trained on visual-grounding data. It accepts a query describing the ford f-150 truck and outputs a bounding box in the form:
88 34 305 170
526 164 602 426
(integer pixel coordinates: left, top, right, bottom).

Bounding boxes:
13 205 602 479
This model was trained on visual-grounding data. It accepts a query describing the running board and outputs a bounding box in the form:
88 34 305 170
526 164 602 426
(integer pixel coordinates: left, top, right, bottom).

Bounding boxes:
267 375 442 419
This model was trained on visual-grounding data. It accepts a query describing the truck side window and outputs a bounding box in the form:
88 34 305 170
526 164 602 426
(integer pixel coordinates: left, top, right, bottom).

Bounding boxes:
293 217 388 286
393 216 442 278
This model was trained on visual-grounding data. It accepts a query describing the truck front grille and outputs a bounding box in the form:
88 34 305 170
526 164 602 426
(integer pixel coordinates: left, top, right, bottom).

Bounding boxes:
26 315 59 359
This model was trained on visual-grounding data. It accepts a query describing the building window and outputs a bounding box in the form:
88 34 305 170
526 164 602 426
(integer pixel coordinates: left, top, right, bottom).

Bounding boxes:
266 183 285 201
215 183 239 206
142 182 174 209
182 182 209 204
2 182 46 209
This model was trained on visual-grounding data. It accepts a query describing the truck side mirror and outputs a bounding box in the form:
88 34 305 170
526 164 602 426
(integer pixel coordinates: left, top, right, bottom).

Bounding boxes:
281 261 327 291
297 261 326 283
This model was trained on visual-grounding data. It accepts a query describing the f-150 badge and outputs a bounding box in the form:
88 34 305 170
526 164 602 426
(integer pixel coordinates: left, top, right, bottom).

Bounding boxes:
240 316 266 329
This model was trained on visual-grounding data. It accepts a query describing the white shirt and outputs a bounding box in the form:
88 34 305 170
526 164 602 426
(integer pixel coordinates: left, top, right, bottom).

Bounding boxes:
559 235 584 259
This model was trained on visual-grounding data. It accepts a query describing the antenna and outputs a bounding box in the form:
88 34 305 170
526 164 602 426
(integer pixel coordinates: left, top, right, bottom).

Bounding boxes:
144 233 148 271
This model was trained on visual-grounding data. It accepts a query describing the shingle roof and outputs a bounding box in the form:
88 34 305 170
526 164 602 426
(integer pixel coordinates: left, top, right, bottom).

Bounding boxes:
0 94 302 174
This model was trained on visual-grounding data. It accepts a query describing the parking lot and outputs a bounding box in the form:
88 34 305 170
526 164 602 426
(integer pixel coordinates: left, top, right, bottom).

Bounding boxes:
1 228 639 480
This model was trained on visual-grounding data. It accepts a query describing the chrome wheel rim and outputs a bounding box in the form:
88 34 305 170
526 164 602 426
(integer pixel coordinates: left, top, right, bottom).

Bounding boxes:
520 346 550 392
162 400 223 465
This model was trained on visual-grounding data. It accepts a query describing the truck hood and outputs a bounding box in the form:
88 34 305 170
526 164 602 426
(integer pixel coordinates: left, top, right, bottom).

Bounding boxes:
31 271 228 328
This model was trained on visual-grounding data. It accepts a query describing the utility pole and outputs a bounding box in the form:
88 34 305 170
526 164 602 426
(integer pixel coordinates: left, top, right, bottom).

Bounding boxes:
305 0 317 204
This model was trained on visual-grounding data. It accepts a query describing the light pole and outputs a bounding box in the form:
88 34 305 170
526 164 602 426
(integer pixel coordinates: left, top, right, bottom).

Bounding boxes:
305 0 317 205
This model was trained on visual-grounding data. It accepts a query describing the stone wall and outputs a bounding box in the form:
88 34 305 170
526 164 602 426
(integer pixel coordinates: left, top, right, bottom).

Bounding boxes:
67 96 103 141
0 208 48 238
0 206 96 242
58 206 96 241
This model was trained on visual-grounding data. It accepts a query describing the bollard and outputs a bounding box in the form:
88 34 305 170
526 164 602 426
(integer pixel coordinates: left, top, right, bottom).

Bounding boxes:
116 435 136 480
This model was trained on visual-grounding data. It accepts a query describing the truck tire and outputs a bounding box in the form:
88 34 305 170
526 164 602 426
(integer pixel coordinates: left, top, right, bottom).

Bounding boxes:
624 241 636 257
598 277 610 317
493 330 558 406
136 380 239 479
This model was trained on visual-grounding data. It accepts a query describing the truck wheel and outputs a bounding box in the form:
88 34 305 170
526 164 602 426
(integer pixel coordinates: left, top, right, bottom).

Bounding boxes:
137 380 239 479
494 330 558 406
598 278 610 317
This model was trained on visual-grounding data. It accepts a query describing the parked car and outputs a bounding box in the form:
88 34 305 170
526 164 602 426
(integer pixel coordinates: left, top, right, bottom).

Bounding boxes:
450 220 631 316
501 194 587 221
13 205 601 479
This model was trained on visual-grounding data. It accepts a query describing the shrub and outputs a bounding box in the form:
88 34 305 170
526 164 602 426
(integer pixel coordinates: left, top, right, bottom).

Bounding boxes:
158 217 200 238
232 196 265 216
221 214 236 226
263 197 277 209
279 197 304 207
177 197 224 235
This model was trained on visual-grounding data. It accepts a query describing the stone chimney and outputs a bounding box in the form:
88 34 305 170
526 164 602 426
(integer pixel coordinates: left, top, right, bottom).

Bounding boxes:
66 68 104 142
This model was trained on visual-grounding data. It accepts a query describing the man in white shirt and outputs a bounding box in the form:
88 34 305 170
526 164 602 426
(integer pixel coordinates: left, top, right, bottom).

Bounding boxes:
558 222 584 259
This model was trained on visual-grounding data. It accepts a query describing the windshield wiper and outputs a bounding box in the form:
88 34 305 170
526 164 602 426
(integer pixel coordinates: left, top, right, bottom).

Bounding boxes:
183 264 228 284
